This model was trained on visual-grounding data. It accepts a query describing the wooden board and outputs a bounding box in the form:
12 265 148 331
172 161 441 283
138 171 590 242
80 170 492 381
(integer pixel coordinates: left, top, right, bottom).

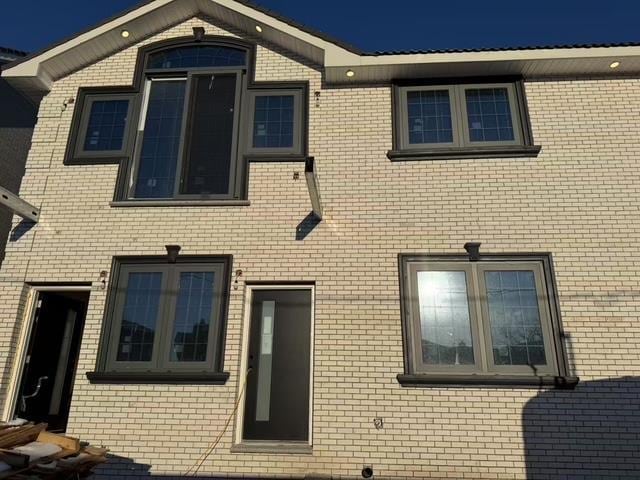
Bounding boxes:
36 432 80 455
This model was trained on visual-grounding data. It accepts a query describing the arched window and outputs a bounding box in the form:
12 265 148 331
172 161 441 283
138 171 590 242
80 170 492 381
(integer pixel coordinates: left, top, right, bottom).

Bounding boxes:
66 37 307 201
147 45 247 69
130 40 251 200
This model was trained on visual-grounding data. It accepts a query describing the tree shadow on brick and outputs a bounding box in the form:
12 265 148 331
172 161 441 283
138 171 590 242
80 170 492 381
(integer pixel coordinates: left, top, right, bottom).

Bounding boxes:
523 376 640 479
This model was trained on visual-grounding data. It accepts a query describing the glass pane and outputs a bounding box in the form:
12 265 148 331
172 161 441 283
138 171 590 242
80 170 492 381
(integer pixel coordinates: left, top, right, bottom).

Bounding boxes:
117 272 162 362
465 88 515 142
134 80 186 198
406 90 453 144
83 99 129 151
485 270 547 366
170 271 216 362
147 45 246 69
256 300 275 421
181 74 237 195
417 271 474 365
253 95 295 149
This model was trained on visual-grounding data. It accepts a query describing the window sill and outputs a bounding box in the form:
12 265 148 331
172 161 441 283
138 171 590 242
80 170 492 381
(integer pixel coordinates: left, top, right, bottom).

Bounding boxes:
387 145 541 161
86 371 230 385
231 441 312 455
397 373 579 389
110 200 251 207
246 154 308 162
64 157 124 166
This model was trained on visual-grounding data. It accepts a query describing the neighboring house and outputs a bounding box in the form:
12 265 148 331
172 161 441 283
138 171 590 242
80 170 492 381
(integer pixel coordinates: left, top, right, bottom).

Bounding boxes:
1 1 640 479
0 47 37 266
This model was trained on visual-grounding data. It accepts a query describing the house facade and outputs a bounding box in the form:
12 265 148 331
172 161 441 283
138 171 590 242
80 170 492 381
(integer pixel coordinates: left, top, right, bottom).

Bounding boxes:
1 1 639 478
0 47 37 266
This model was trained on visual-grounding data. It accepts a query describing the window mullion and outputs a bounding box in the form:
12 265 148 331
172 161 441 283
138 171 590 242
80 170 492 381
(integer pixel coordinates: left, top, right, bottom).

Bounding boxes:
155 265 177 371
174 75 195 198
470 263 491 373
452 86 467 148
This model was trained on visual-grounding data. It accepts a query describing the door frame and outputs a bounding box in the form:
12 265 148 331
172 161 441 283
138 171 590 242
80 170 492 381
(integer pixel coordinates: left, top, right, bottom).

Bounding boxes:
234 283 315 447
2 285 92 422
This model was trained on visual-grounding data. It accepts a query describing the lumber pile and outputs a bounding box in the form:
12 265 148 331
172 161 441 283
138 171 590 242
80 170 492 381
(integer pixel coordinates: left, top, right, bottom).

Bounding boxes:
0 421 107 479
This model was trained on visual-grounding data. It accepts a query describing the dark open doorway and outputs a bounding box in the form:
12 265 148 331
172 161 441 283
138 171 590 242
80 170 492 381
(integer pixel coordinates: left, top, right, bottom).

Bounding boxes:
14 290 89 432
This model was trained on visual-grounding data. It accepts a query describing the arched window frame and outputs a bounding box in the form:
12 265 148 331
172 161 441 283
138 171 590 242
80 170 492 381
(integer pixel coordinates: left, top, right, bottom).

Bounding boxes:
65 36 309 205
128 37 253 202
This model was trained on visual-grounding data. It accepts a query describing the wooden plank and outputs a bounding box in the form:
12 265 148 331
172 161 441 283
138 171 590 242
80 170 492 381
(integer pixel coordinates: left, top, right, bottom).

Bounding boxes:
0 423 47 449
36 432 80 454
0 448 29 468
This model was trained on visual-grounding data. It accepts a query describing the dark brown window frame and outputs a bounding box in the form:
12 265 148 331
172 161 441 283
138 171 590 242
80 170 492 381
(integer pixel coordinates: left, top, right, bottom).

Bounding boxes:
87 254 233 384
388 76 541 162
63 35 310 206
64 87 141 165
397 253 578 389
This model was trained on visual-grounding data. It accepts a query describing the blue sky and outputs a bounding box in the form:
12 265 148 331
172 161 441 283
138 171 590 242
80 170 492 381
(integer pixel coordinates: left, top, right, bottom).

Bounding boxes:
1 0 639 54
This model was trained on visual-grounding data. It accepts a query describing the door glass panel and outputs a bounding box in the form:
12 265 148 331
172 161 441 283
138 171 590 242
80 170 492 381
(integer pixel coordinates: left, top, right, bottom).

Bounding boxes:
117 272 163 362
485 270 547 366
465 87 514 142
170 271 215 362
134 80 186 198
181 74 237 196
255 300 275 421
417 271 474 365
406 90 453 144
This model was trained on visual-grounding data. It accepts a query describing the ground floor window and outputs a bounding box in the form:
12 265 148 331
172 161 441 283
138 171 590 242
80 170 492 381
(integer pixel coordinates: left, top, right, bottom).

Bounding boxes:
90 256 231 381
398 254 574 386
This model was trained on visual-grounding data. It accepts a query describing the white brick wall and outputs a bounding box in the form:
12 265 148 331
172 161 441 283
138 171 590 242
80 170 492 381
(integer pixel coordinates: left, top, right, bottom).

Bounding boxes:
1 15 639 479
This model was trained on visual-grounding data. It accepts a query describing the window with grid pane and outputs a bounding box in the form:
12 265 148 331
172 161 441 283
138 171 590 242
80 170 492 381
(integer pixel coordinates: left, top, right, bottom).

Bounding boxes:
83 100 130 151
394 82 530 154
102 258 231 374
401 255 565 379
253 95 295 148
465 88 515 142
407 90 453 144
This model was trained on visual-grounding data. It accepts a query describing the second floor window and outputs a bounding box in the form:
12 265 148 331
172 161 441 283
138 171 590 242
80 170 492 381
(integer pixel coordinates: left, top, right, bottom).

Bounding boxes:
66 39 308 200
390 79 538 160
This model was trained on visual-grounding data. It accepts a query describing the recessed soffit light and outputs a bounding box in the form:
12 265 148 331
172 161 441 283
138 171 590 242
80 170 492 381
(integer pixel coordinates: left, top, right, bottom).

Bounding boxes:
346 69 355 77
255 25 263 33
121 30 130 38
610 61 620 69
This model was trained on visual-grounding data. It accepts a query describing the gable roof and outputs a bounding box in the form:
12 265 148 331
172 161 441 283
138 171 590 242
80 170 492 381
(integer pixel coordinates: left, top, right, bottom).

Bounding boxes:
3 0 640 100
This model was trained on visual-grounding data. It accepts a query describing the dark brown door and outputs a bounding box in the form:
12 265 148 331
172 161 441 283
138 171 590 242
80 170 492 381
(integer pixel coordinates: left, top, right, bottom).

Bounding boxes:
16 291 89 432
243 289 312 442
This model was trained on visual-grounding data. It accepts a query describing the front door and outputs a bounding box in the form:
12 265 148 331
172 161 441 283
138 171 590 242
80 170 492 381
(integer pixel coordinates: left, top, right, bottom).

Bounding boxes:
15 291 89 432
243 288 312 442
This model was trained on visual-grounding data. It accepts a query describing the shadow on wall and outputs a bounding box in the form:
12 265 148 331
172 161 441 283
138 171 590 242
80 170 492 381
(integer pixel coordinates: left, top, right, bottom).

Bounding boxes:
92 455 266 479
524 376 640 479
93 379 640 479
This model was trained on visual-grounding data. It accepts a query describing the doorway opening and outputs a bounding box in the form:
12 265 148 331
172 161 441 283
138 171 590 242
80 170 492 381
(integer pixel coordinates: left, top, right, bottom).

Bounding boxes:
13 289 90 432
238 285 314 446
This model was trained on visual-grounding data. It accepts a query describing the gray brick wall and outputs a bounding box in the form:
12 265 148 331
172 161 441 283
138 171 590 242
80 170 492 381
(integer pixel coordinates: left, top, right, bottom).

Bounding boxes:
0 16 639 479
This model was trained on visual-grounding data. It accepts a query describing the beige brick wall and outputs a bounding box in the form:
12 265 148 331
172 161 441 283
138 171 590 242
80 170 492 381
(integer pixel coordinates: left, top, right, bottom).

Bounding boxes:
1 14 639 480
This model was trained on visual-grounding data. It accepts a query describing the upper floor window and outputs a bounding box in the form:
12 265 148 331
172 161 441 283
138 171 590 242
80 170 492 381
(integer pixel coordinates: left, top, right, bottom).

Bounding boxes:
147 45 247 69
67 91 137 164
65 38 308 201
390 80 540 161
